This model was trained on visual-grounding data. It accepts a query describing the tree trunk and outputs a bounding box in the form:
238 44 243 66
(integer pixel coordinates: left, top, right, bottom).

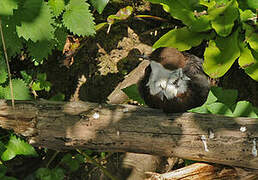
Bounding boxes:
0 100 258 170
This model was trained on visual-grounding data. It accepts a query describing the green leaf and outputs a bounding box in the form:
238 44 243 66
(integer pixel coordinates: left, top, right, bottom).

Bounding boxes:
0 0 18 15
0 164 7 177
27 40 55 61
63 0 95 36
246 0 258 9
238 41 256 69
206 102 233 116
0 16 23 56
4 79 31 100
243 23 258 52
54 26 68 51
188 105 210 114
49 93 65 101
61 153 80 172
48 0 65 16
153 27 211 51
210 0 239 37
243 49 258 81
122 84 145 105
1 135 38 161
240 9 255 22
233 101 258 118
203 30 240 78
35 168 64 180
16 1 55 42
90 0 109 14
0 56 8 84
208 86 238 107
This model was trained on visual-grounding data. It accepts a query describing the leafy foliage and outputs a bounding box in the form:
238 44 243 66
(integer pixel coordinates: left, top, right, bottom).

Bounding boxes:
63 0 95 36
122 84 145 105
148 0 258 81
189 87 258 118
90 0 110 14
35 168 64 180
1 135 38 161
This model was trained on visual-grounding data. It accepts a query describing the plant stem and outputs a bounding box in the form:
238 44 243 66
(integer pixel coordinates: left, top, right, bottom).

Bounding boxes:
76 149 119 180
0 18 15 109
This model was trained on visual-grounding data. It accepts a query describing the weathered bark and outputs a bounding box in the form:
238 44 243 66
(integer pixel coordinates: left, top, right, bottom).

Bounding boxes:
0 100 258 170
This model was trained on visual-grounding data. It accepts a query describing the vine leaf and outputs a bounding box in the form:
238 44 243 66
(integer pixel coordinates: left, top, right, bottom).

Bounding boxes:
243 23 258 52
0 0 18 16
0 16 23 56
4 79 31 100
1 135 38 161
206 102 233 117
89 0 109 14
63 0 95 36
153 27 211 51
16 1 55 42
203 30 240 78
48 0 65 17
243 50 258 81
209 0 239 37
27 39 55 61
233 101 258 118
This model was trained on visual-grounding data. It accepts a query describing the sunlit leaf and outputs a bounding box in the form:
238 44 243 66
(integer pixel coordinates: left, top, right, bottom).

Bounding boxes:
203 30 240 78
0 0 18 15
63 0 95 36
48 0 65 16
206 102 233 116
153 27 211 51
1 135 37 161
233 101 258 118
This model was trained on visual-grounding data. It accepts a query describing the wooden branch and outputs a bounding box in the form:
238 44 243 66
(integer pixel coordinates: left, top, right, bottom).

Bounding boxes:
0 100 258 170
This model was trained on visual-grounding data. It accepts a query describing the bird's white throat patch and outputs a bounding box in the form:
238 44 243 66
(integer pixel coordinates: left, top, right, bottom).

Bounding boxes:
146 61 190 101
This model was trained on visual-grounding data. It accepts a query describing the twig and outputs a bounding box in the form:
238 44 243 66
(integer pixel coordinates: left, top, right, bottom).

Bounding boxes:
76 149 119 180
0 18 15 109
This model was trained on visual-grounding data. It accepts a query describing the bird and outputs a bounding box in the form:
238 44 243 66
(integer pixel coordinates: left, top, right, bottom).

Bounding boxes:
139 47 210 113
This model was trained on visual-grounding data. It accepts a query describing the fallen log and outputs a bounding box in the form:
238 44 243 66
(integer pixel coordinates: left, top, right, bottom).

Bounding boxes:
0 100 258 170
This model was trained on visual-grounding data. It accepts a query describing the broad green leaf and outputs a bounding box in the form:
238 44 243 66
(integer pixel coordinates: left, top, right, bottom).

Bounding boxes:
233 101 258 118
0 16 23 56
122 84 145 105
240 9 255 22
161 0 211 32
90 0 109 14
206 102 233 116
208 87 238 107
243 50 258 81
238 41 256 68
63 0 95 36
48 0 65 16
27 40 55 61
54 26 68 51
1 135 37 161
243 23 258 52
4 79 31 100
0 0 18 15
246 0 258 9
203 30 240 78
153 27 211 51
188 105 210 114
16 1 55 42
210 0 239 37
